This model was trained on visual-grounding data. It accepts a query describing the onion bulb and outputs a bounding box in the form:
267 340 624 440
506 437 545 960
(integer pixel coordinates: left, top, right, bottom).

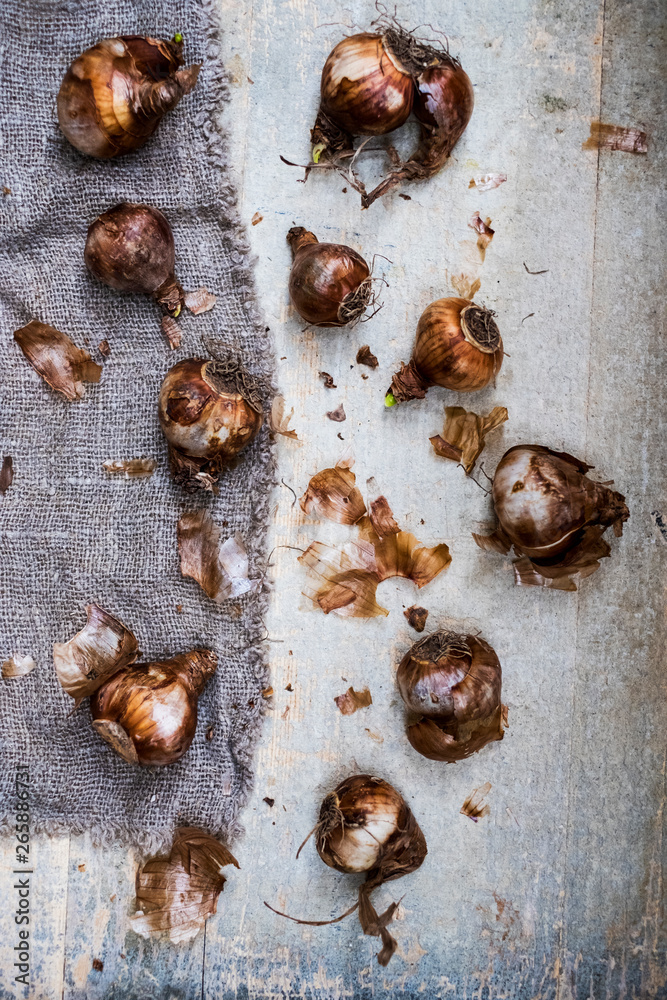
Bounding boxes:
314 33 413 155
308 21 473 207
287 227 373 327
397 631 506 762
85 203 185 316
158 357 264 492
267 775 427 966
387 297 503 405
91 649 217 766
475 445 630 589
58 35 200 159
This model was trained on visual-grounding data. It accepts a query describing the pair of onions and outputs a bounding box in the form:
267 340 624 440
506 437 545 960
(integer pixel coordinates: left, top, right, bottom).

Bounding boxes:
82 201 265 491
312 25 474 205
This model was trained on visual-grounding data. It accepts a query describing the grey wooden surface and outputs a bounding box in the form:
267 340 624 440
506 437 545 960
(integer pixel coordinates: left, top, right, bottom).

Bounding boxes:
1 0 665 997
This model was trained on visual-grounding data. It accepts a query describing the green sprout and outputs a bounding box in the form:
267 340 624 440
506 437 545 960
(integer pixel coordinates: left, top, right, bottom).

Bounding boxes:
384 393 397 408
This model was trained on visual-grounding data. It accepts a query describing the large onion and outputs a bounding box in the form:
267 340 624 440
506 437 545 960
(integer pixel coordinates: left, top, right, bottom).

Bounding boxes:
397 631 505 762
58 35 200 159
158 358 264 492
475 445 630 589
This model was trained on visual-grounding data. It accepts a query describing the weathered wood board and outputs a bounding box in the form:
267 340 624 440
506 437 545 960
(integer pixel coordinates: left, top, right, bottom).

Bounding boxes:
1 0 664 997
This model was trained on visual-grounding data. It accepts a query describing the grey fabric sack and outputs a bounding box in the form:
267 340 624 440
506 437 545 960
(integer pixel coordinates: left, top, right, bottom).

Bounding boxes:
0 0 273 848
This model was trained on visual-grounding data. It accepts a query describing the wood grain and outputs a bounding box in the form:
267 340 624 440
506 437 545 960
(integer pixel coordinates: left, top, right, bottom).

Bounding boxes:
0 0 664 997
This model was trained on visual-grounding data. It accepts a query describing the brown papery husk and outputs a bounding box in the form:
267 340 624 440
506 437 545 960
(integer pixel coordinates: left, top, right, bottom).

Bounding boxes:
90 650 217 766
300 460 367 525
334 686 373 715
398 631 505 762
316 774 427 966
368 496 400 538
53 604 139 702
159 358 264 492
269 396 298 439
132 827 239 943
177 509 258 602
14 321 102 401
287 227 372 327
491 445 629 566
430 405 508 474
0 456 14 494
300 523 450 618
57 36 200 159
388 298 503 403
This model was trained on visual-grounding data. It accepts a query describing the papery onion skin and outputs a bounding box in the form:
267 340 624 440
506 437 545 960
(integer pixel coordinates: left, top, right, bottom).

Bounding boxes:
317 774 427 877
388 297 503 404
287 228 372 327
85 203 184 315
397 631 505 763
319 34 413 138
158 358 264 491
58 36 200 159
492 445 630 560
91 649 217 766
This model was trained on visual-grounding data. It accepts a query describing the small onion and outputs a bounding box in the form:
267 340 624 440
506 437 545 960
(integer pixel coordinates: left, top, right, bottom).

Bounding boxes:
85 203 184 316
397 631 505 762
316 774 426 876
266 774 426 966
287 227 372 327
387 297 503 405
493 446 629 559
57 35 200 159
413 63 475 134
90 649 217 766
158 357 264 492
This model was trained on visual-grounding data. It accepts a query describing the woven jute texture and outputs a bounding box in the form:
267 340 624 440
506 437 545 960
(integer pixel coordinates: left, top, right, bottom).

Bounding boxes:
0 0 274 848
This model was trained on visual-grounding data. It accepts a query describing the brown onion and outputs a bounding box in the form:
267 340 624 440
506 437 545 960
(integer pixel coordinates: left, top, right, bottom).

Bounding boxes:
387 297 503 405
492 446 629 559
267 774 426 966
397 631 505 762
85 203 185 316
312 33 413 158
287 227 373 327
158 357 264 492
474 446 630 589
90 649 217 766
58 35 200 159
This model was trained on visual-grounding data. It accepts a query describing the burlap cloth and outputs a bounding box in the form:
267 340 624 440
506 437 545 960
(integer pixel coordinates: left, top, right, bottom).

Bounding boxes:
0 0 274 848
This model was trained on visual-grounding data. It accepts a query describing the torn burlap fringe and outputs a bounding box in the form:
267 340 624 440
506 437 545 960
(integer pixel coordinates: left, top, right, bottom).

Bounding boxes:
0 0 274 850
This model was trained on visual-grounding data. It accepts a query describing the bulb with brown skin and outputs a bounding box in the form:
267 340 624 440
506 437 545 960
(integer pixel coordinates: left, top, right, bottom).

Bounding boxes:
315 774 427 965
386 297 503 405
90 649 217 766
312 33 414 158
85 203 185 315
287 228 372 327
397 631 505 762
492 445 630 560
58 35 200 159
159 357 264 492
